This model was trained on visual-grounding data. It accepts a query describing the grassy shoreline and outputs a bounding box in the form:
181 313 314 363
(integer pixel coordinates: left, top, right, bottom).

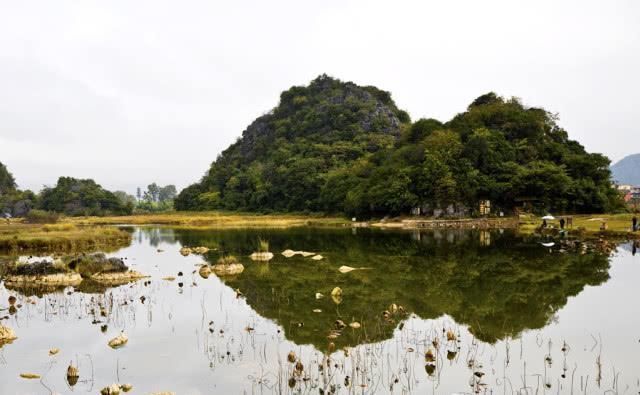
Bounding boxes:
64 211 351 228
66 212 639 237
2 212 636 254
518 213 639 239
0 223 132 253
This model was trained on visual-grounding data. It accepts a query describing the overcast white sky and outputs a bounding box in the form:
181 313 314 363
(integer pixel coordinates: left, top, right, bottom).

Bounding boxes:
1 0 639 194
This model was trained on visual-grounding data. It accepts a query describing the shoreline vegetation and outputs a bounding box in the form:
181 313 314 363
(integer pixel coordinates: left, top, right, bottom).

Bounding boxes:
68 211 638 235
0 223 131 253
1 212 637 253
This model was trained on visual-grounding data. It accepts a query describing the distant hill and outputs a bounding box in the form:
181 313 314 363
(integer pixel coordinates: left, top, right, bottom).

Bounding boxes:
611 154 640 185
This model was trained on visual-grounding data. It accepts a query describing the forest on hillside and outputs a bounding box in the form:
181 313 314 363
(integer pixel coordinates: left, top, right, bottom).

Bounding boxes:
176 75 622 217
0 163 177 218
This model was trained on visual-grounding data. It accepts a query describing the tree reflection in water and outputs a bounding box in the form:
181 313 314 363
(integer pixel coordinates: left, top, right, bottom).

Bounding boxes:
0 227 624 394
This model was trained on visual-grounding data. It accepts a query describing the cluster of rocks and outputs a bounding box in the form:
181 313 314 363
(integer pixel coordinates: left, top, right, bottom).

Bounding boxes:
199 256 244 278
281 249 323 260
3 253 148 288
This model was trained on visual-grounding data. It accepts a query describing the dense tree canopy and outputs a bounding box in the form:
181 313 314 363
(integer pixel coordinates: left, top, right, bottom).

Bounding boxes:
39 177 132 216
136 182 177 212
174 76 622 216
176 74 409 212
1 162 173 217
0 161 16 195
0 162 37 217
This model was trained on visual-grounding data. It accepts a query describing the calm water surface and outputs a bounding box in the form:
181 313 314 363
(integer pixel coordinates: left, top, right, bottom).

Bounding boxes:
0 227 638 394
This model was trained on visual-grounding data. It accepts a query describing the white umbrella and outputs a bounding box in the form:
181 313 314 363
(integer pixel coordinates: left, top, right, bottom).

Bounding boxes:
541 215 555 220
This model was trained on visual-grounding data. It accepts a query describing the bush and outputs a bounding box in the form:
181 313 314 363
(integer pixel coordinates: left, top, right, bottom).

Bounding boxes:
11 260 67 276
66 253 128 277
25 209 60 224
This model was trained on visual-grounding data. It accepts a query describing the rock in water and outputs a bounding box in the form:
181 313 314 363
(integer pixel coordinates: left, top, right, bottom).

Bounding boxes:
91 270 148 285
100 384 121 395
0 324 17 341
192 246 210 254
250 252 274 261
212 263 245 276
108 332 128 349
66 363 79 386
311 255 323 260
281 249 296 258
198 265 212 278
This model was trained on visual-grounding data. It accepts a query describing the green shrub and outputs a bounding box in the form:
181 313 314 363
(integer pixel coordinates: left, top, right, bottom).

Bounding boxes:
25 209 59 224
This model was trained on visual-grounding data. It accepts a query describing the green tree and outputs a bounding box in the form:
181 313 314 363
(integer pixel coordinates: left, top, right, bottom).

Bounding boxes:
146 183 161 202
0 161 16 195
38 177 131 216
159 185 177 202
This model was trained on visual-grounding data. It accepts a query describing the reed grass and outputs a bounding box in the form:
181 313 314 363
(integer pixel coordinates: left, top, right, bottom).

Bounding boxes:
0 223 131 253
63 211 350 228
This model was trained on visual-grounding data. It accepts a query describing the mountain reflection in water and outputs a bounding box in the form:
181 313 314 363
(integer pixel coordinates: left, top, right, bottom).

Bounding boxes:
0 226 636 395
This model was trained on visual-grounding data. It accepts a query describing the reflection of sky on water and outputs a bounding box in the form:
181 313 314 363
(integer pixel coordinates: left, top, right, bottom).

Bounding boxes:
0 228 638 394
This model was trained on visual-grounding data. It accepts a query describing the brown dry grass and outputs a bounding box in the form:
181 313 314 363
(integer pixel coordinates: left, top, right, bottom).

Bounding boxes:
0 223 131 253
63 211 349 228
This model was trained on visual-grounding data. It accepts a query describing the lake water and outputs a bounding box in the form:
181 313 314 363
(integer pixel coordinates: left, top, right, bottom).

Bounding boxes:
0 227 639 394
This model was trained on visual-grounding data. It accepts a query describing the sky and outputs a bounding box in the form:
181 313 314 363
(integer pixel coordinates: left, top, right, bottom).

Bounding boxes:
1 0 639 194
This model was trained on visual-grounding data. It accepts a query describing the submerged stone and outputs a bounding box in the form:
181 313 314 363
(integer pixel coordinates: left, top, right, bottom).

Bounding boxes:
100 384 121 395
250 252 274 261
108 332 128 349
4 272 82 287
282 249 296 258
0 324 17 342
212 263 245 276
198 265 212 278
192 246 210 254
90 270 148 285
